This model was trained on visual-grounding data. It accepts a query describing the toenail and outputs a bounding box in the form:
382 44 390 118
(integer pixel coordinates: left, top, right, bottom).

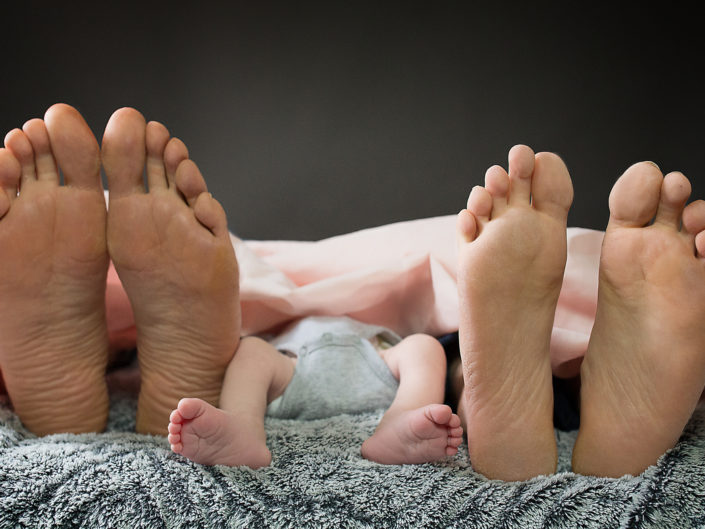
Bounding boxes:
644 161 661 170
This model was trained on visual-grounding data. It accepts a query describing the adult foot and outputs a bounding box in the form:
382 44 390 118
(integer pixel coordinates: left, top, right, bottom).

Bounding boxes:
168 398 271 468
456 145 573 480
102 108 240 435
361 404 463 464
572 163 705 477
0 104 109 435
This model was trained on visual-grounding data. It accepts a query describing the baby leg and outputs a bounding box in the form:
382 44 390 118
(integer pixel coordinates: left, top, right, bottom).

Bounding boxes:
168 337 295 468
361 334 463 464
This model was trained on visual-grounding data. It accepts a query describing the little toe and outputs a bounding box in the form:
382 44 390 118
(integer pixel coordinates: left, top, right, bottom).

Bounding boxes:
608 162 664 228
4 128 37 184
102 107 148 198
507 144 535 206
484 165 509 216
44 104 101 191
0 148 21 205
446 446 458 456
458 186 491 244
683 200 705 236
653 171 691 229
23 119 60 184
193 192 228 238
145 121 171 191
456 209 478 244
170 441 184 454
530 152 574 217
164 137 189 189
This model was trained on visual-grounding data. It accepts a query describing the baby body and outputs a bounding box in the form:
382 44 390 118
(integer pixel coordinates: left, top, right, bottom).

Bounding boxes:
168 316 463 467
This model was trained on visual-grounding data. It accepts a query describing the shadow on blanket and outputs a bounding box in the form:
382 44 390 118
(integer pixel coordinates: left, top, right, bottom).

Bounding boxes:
1 391 704 528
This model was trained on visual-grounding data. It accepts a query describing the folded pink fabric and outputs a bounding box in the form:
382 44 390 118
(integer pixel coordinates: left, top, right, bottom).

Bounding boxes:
106 216 604 378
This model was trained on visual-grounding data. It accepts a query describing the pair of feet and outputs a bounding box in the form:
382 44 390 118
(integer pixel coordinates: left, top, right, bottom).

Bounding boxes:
0 104 241 435
169 398 464 468
457 145 705 479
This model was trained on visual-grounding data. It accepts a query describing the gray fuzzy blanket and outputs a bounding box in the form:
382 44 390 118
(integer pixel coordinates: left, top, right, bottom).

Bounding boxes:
1 394 704 528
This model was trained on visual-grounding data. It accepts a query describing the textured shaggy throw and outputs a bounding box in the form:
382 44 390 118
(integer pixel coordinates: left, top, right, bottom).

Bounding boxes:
1 395 704 528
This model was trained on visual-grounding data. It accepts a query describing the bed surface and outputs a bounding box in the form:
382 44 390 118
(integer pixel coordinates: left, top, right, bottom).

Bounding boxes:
2 394 704 528
2 220 704 527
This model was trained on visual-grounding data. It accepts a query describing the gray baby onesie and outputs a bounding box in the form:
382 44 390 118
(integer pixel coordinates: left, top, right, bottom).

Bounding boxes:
266 316 401 420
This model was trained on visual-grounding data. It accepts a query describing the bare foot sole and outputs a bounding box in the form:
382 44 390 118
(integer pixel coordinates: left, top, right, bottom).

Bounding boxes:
0 104 109 435
168 398 271 468
102 108 241 435
448 357 468 433
573 163 705 477
456 145 573 480
360 404 463 464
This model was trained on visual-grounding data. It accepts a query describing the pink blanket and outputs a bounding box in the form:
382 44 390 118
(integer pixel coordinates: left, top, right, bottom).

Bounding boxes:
106 216 603 379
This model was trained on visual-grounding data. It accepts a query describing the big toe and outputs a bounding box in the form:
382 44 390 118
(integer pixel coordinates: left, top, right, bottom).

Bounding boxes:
426 403 453 426
177 397 208 421
530 152 574 218
608 162 663 228
102 107 147 198
44 104 101 190
409 405 451 439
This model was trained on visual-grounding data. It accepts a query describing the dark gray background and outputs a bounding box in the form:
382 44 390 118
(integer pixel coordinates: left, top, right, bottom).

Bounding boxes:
2 4 702 240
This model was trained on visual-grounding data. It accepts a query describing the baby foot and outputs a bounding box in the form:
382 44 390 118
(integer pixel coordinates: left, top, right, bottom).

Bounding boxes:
360 404 463 464
456 145 573 480
0 104 109 435
572 163 705 477
168 398 271 468
102 108 241 435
